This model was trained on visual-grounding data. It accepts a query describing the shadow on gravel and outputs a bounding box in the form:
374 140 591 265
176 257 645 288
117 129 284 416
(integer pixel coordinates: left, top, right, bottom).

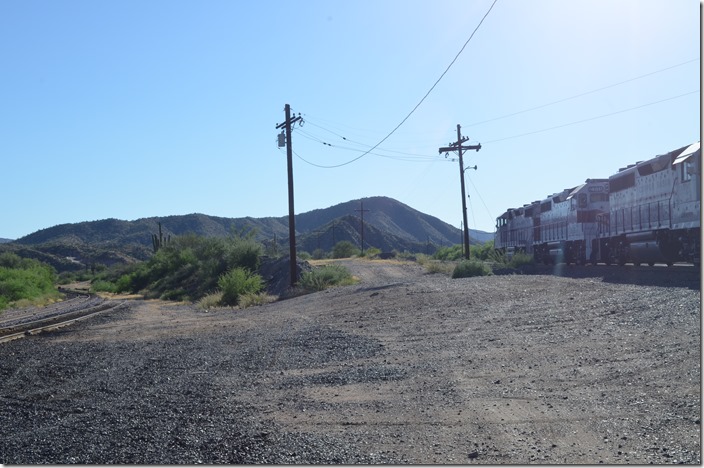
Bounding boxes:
495 264 701 290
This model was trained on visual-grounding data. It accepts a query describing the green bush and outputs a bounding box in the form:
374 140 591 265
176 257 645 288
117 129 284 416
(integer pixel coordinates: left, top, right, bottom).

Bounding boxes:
424 260 455 275
365 247 381 258
114 232 264 302
0 254 60 310
332 241 359 259
434 244 464 261
300 264 355 291
509 252 535 268
311 248 327 260
452 260 492 278
90 279 117 293
197 291 223 311
218 267 263 306
297 251 312 261
470 241 495 261
238 291 277 308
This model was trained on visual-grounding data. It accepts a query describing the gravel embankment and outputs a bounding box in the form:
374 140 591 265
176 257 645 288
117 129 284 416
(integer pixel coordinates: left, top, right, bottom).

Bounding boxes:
0 261 700 464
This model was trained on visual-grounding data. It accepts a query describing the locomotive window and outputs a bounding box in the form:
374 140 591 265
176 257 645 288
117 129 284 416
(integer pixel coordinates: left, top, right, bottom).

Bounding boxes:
590 193 609 203
525 207 534 217
637 164 654 176
578 193 588 208
682 160 693 181
609 171 636 193
541 201 552 212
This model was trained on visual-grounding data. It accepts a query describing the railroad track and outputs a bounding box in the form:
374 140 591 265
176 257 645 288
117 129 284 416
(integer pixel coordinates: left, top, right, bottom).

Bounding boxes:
0 293 127 344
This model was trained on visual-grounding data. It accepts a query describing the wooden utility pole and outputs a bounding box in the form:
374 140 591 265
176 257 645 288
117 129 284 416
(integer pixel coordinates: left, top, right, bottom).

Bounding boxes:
276 104 303 287
355 201 370 255
439 125 480 260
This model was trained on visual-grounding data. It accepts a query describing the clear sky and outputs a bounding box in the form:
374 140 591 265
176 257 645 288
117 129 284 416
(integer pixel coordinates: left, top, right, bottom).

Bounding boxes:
1 0 700 240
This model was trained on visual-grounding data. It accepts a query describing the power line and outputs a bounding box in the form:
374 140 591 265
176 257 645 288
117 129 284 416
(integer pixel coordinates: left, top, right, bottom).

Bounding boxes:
298 0 498 169
465 172 495 228
302 57 699 148
465 58 699 128
303 118 443 158
484 90 699 144
293 126 449 164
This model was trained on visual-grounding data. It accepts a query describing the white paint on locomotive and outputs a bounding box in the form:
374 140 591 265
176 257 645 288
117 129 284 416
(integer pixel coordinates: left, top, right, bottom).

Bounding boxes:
494 141 700 266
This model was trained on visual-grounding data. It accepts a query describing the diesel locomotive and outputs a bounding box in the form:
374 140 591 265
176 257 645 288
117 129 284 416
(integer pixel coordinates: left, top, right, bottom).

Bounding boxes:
495 141 701 267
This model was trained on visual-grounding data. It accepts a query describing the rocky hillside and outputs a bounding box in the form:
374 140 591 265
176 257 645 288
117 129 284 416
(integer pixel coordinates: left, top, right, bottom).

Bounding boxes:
5 196 493 271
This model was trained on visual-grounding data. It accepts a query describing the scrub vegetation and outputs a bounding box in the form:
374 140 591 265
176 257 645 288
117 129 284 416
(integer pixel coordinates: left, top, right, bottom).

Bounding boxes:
0 253 61 311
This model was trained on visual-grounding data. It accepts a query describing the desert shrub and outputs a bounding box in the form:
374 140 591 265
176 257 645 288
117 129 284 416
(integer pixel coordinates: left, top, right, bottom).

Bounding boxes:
470 241 495 261
300 264 355 291
218 267 263 306
452 260 492 278
486 248 509 265
160 288 189 301
0 255 60 310
509 252 535 268
332 241 359 259
90 279 117 293
415 253 429 265
115 232 264 302
434 244 464 261
196 291 223 311
424 260 455 275
311 248 327 260
238 291 277 308
224 234 262 273
297 251 312 260
0 252 22 269
395 250 416 261
365 247 381 258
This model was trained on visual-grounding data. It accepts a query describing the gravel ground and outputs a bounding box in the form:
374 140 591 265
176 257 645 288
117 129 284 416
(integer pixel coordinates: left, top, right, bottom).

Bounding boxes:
0 260 700 464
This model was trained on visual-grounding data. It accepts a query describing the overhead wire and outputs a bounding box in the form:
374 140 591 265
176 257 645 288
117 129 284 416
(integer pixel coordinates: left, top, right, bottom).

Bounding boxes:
293 0 499 169
465 172 495 229
294 120 452 164
465 58 700 128
483 89 699 144
301 57 698 152
299 118 445 160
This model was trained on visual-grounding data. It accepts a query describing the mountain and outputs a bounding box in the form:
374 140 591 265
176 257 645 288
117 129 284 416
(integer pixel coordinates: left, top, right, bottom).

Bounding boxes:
0 238 13 244
5 196 493 271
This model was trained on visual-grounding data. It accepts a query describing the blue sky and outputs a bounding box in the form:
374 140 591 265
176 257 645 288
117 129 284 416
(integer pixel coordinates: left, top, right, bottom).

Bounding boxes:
0 0 699 240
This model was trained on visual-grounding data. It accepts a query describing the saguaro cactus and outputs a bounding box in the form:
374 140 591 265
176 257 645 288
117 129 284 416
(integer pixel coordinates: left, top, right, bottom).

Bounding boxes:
151 222 171 253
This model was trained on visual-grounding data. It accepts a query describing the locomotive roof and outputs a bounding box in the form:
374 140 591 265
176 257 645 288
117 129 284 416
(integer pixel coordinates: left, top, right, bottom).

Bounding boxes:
673 141 700 165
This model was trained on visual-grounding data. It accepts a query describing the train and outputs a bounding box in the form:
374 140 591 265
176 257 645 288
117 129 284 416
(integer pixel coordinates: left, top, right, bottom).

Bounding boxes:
494 141 701 267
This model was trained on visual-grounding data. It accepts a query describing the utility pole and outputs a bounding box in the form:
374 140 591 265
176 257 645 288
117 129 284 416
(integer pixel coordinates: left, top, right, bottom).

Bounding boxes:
439 124 480 260
355 201 370 255
276 104 303 287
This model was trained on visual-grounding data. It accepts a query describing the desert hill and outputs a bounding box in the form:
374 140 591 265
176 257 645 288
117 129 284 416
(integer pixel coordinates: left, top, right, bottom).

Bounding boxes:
5 196 493 271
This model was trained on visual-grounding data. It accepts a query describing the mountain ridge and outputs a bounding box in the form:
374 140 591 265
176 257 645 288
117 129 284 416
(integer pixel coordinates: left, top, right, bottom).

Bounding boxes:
6 196 493 271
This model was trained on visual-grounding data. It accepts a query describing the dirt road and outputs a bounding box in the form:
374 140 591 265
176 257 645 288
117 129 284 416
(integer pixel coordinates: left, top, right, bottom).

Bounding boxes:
0 259 700 463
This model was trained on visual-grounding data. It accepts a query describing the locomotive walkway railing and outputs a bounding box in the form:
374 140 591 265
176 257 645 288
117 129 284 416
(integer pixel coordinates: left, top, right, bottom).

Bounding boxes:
600 200 671 236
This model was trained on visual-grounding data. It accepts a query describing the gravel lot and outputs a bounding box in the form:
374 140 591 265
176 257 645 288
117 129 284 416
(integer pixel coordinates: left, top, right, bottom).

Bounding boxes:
0 259 700 464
